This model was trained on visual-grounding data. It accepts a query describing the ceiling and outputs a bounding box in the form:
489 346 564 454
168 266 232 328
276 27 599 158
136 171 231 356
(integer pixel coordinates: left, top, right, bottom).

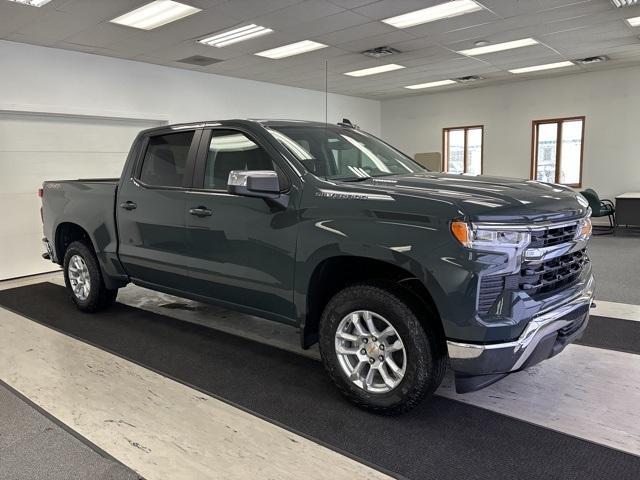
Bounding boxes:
2 0 640 99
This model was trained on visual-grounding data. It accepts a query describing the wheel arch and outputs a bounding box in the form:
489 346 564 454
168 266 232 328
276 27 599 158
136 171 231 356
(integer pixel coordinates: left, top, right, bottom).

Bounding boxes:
54 222 94 264
300 255 445 350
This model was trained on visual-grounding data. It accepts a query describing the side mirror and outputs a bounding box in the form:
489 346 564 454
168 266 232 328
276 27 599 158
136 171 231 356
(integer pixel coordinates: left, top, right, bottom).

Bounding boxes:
227 170 280 199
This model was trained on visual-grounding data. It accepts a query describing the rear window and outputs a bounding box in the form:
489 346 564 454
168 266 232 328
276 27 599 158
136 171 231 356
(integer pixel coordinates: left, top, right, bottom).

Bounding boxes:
139 131 194 187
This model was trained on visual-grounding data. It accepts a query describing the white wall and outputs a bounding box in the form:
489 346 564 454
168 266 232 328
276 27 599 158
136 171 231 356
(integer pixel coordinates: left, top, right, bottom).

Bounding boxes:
0 40 380 134
381 66 640 199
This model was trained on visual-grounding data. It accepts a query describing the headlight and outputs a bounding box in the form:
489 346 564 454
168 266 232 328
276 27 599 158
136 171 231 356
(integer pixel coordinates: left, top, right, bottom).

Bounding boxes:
575 216 592 241
451 221 530 249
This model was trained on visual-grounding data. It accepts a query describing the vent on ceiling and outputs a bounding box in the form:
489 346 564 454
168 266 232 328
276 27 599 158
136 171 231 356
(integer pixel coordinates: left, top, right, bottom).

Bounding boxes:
454 75 484 83
611 0 639 7
176 55 222 66
576 55 608 65
361 46 400 58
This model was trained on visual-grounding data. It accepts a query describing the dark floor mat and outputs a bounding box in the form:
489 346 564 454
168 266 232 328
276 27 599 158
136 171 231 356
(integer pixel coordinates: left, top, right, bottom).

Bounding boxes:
1 282 639 480
576 315 640 355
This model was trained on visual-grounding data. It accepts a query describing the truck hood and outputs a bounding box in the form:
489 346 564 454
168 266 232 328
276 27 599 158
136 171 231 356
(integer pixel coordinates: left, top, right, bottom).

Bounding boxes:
335 172 589 223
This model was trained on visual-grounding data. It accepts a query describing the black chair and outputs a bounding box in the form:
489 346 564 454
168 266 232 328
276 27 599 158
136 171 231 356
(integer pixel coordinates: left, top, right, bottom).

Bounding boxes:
580 188 615 233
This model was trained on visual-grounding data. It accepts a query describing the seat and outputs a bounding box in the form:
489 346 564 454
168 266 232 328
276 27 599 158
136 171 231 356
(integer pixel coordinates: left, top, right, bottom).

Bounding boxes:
580 188 615 234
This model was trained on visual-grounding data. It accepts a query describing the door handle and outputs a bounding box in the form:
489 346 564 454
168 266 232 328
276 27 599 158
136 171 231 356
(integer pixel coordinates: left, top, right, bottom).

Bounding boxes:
120 201 137 210
189 206 213 217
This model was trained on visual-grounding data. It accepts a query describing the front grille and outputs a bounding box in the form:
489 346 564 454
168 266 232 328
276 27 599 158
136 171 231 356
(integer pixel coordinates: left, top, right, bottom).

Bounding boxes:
478 247 589 314
519 248 588 297
529 224 578 248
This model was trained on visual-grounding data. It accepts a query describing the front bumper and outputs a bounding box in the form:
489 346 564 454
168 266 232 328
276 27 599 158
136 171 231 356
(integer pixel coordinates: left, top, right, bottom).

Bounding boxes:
447 273 594 392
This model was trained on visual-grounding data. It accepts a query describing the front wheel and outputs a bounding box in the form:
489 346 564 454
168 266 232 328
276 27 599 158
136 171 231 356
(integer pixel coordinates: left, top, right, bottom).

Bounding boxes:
63 241 118 312
319 283 446 415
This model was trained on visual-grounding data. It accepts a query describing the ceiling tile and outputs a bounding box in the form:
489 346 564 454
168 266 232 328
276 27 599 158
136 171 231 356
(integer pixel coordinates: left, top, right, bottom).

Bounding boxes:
3 0 640 99
253 0 346 30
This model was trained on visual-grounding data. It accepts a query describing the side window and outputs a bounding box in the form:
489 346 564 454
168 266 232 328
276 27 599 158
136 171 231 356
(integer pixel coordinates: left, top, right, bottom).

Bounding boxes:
139 131 194 187
204 129 289 190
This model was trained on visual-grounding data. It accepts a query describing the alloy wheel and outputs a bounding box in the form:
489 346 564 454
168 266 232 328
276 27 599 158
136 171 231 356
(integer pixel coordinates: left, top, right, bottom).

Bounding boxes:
68 254 91 301
334 310 407 394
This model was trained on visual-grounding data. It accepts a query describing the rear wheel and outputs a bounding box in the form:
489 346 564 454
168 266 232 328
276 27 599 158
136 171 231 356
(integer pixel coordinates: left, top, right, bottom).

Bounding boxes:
319 283 446 415
63 241 118 312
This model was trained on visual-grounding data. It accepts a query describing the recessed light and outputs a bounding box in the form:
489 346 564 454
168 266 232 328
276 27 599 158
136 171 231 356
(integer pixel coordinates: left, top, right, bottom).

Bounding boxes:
6 0 51 6
405 79 457 89
344 64 405 77
255 40 327 59
382 0 483 29
458 38 539 56
626 16 640 26
110 1 201 30
199 25 273 48
509 61 574 74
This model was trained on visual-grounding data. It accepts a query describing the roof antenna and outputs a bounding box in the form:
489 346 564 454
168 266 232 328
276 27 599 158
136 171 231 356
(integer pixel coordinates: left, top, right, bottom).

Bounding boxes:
325 59 328 125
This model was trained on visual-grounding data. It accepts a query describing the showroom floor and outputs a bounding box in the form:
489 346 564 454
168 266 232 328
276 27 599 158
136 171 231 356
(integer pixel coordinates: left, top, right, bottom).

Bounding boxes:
0 236 639 480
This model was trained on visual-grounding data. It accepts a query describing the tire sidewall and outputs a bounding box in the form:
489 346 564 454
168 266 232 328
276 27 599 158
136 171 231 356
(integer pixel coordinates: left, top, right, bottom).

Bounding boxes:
319 284 436 411
63 241 103 311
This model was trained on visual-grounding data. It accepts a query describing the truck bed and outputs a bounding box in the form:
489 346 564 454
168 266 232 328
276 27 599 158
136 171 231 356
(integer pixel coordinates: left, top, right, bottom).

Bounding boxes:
41 178 120 272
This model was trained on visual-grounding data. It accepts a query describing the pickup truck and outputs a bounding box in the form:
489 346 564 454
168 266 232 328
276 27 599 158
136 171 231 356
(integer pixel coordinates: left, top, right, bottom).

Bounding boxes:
41 119 594 414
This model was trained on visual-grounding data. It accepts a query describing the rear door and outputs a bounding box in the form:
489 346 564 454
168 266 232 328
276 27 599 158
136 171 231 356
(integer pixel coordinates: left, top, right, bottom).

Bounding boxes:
182 127 299 321
117 127 201 291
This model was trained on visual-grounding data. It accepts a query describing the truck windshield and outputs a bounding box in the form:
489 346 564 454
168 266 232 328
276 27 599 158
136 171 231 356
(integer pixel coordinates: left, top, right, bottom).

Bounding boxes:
267 125 425 181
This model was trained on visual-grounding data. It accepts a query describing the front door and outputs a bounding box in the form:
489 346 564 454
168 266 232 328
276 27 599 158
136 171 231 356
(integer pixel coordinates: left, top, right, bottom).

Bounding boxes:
183 127 299 321
117 128 200 291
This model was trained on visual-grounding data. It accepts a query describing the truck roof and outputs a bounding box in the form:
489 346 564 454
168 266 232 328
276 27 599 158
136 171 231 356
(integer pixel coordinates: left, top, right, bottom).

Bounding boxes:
138 119 349 135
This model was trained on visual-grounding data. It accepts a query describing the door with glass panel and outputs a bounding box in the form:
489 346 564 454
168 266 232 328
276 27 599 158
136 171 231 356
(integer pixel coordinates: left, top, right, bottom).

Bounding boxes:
532 117 585 186
183 128 298 320
443 126 483 175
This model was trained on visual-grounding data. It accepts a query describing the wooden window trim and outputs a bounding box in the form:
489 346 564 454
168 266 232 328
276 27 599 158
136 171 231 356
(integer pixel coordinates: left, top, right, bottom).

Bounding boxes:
442 125 484 174
531 116 585 188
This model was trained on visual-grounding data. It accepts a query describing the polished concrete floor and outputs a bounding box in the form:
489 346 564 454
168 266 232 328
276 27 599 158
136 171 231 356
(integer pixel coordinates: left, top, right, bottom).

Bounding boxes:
0 235 639 479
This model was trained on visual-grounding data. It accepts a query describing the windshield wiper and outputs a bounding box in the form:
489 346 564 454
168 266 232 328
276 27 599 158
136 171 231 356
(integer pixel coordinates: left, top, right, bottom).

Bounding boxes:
340 176 372 182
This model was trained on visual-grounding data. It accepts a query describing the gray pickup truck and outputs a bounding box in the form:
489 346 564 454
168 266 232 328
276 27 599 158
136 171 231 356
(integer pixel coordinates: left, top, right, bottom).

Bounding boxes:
40 119 594 414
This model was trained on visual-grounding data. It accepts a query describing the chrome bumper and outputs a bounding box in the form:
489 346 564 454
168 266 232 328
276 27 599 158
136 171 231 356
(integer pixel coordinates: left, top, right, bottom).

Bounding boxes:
447 274 595 376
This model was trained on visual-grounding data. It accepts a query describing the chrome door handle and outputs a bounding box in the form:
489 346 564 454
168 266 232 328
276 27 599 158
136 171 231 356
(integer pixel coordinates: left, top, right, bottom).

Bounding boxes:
120 201 137 210
189 206 213 217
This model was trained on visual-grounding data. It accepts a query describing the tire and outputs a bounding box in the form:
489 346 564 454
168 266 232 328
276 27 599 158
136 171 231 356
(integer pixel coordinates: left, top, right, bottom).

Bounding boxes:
319 283 446 415
63 241 118 313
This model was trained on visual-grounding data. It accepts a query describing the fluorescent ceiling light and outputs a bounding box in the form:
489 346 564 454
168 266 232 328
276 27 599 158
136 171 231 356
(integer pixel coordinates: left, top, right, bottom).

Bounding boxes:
382 0 483 28
344 64 405 77
6 0 51 6
626 16 640 26
110 0 201 30
255 40 327 59
458 38 539 56
405 79 457 89
509 61 574 74
199 24 273 47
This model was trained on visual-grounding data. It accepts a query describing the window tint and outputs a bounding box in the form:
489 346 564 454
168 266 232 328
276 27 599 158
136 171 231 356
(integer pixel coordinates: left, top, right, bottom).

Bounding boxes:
204 129 288 190
139 131 194 187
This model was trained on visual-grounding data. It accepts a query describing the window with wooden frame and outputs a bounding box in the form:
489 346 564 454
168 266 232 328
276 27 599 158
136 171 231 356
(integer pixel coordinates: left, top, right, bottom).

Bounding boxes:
442 126 483 175
531 117 585 187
